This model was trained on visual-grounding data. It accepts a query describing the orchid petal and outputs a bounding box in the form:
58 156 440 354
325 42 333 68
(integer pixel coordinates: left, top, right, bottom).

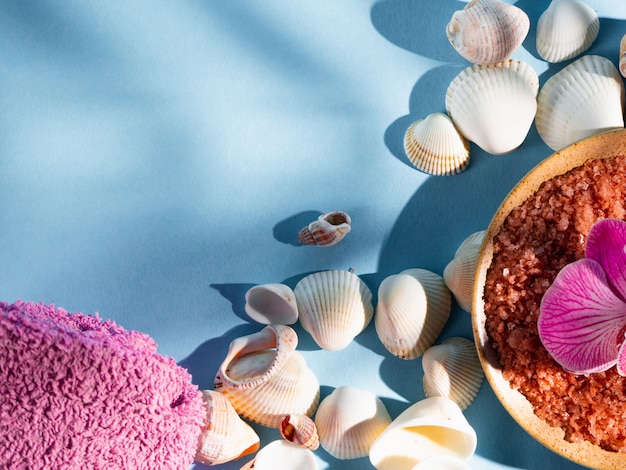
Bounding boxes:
538 258 626 375
585 218 626 303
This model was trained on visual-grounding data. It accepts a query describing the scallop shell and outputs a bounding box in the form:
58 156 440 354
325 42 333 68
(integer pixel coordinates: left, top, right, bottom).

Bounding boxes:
422 337 484 411
279 414 320 450
620 33 626 78
375 268 452 360
294 269 374 351
244 283 298 325
403 113 470 175
446 0 529 65
445 60 539 154
536 0 600 63
443 230 486 312
298 210 351 247
214 324 320 428
535 55 625 151
369 397 477 470
194 390 260 466
315 386 392 460
240 440 317 470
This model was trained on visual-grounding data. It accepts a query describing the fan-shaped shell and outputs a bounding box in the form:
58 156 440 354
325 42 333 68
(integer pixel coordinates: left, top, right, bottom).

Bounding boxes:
294 269 374 351
369 397 477 470
535 55 625 151
445 60 539 154
315 386 392 460
422 337 484 411
375 269 452 360
240 440 317 470
194 390 260 466
620 33 626 78
244 283 298 325
279 414 320 450
403 113 470 175
446 0 529 65
298 210 351 247
536 0 600 63
443 230 486 312
214 325 320 428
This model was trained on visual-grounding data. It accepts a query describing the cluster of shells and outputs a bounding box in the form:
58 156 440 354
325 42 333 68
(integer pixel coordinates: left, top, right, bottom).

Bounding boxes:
196 262 485 468
404 0 626 176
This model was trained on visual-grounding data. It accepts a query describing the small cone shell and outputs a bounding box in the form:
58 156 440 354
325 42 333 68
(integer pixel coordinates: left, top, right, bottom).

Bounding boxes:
295 269 374 351
240 440 317 470
375 269 452 360
194 390 260 466
443 230 486 312
403 113 470 176
298 210 351 247
422 337 484 411
315 386 392 460
279 414 320 450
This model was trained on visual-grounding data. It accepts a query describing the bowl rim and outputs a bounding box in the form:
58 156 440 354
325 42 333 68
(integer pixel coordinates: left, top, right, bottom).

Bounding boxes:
471 128 626 470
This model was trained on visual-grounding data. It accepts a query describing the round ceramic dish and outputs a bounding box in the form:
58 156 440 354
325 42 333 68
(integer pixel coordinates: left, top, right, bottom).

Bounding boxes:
472 128 626 469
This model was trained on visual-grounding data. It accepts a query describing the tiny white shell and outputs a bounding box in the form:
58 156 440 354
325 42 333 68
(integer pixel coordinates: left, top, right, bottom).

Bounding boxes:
446 0 529 65
375 269 452 360
445 60 539 154
536 0 600 63
404 113 470 176
535 55 625 151
240 440 317 470
422 337 484 411
244 283 298 325
443 230 486 312
294 269 374 351
369 397 477 470
315 386 392 460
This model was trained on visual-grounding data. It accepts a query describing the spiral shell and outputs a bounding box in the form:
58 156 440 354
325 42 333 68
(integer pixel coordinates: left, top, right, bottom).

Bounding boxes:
620 33 626 78
279 414 320 450
298 210 351 247
403 113 470 175
244 283 298 325
446 0 529 65
443 230 486 313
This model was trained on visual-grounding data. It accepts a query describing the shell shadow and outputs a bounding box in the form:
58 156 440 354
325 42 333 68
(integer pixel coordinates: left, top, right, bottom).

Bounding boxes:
273 210 322 246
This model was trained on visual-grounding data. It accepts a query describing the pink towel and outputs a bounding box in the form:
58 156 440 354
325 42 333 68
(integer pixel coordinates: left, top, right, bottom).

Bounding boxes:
0 301 205 469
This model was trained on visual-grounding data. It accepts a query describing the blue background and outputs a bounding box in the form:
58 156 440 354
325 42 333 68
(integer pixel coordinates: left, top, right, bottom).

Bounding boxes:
2 1 625 469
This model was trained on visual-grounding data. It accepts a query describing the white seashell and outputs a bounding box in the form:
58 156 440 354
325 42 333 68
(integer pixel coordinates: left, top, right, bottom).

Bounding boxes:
194 390 260 466
403 113 470 176
535 55 625 151
279 414 320 450
214 325 320 428
294 269 374 351
445 60 539 154
422 337 484 411
620 33 626 78
369 397 477 470
240 440 317 470
315 386 392 460
536 0 600 63
244 283 298 325
298 210 351 247
375 269 452 360
443 230 486 312
412 455 473 470
446 0 530 65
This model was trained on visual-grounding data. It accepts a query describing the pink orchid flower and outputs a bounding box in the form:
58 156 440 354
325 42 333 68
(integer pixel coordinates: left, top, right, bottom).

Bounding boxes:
538 218 626 376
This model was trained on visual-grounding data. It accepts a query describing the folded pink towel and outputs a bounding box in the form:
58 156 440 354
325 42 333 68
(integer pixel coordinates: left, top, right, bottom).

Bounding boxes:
0 301 205 469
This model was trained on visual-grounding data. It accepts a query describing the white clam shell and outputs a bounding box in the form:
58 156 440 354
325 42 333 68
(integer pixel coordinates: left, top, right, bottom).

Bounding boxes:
240 440 317 470
445 60 539 154
403 113 470 176
315 386 392 460
446 0 529 65
214 325 320 428
375 269 452 360
535 55 625 151
244 283 298 325
536 0 600 63
443 230 486 312
422 337 484 411
294 269 374 351
369 397 477 470
412 455 472 470
620 33 626 78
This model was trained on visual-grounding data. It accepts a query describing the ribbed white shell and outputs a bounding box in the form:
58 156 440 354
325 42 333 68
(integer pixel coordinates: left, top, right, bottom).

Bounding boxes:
375 269 451 360
240 440 317 470
294 269 374 351
315 386 391 460
443 230 486 313
536 55 625 151
403 113 470 176
536 0 600 63
445 60 539 154
422 337 484 411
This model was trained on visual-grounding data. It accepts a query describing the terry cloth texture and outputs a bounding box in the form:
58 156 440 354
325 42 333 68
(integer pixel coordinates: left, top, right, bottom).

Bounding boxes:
0 301 205 470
